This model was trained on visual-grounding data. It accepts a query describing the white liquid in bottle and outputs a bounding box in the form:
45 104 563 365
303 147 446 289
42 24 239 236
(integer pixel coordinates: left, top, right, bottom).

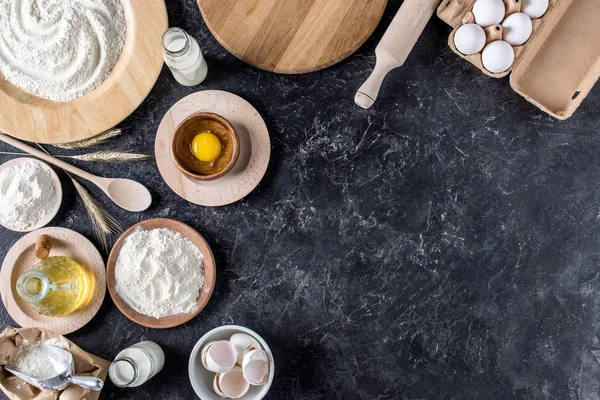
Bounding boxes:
109 341 165 388
162 28 208 86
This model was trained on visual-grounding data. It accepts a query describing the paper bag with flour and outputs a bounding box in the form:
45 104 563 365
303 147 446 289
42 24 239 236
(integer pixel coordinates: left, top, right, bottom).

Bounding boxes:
0 327 109 400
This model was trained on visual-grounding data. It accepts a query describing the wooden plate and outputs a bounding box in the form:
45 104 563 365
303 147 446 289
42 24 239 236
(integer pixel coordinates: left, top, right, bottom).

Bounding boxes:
0 158 62 232
155 90 271 206
0 1 168 144
197 0 388 74
0 227 106 335
106 218 216 329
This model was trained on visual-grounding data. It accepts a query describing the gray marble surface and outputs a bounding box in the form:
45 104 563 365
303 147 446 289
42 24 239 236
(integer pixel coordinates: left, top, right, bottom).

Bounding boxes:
2 0 600 399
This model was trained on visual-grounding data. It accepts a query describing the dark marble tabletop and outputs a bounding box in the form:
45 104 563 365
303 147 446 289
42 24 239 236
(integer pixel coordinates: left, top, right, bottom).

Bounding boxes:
2 0 600 399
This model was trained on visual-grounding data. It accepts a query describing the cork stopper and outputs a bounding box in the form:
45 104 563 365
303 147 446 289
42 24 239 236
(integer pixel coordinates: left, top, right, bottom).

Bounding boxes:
35 235 52 260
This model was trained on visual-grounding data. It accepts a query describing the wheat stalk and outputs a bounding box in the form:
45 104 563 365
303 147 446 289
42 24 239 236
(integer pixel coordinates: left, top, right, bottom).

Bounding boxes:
66 151 151 163
71 178 122 252
0 150 150 163
31 143 123 252
51 128 122 149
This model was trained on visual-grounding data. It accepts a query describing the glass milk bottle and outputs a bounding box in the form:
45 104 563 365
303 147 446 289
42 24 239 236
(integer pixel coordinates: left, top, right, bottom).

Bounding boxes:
109 341 165 388
162 27 208 86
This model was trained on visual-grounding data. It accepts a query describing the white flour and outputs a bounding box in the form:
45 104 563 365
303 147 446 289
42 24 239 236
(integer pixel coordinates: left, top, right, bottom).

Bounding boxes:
0 0 126 101
11 344 58 380
115 228 205 319
0 160 56 230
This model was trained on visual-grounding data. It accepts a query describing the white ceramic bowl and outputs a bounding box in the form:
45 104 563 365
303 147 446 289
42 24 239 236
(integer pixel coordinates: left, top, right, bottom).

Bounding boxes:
0 158 62 232
189 325 274 400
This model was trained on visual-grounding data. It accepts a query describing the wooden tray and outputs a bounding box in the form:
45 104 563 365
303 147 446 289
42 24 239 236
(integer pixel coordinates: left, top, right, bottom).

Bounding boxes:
197 0 388 74
155 90 271 207
106 218 216 329
0 1 168 144
0 228 106 335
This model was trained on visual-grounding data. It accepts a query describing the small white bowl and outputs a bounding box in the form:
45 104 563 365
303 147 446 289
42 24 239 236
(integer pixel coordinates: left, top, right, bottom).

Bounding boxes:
0 157 62 232
189 325 274 400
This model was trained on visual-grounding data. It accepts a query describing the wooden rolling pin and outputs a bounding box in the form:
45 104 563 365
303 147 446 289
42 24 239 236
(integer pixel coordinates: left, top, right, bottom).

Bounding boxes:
355 0 441 109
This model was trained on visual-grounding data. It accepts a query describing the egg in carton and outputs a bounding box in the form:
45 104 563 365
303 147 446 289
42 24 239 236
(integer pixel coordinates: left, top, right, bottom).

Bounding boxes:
437 0 600 120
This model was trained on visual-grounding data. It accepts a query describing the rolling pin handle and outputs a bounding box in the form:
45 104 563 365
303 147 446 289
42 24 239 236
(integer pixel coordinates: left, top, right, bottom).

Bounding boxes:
355 57 399 109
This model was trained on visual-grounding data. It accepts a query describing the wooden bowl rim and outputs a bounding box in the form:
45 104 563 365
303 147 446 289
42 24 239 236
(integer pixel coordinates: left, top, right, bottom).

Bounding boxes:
106 218 216 329
0 0 168 144
170 112 241 181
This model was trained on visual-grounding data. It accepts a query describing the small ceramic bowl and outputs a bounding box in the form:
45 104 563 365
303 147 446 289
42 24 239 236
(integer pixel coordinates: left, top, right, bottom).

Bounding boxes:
189 325 274 400
0 158 62 232
171 112 240 181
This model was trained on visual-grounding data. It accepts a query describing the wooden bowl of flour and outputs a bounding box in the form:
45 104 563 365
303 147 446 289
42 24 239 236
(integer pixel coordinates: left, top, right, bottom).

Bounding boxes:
0 1 168 144
106 218 216 329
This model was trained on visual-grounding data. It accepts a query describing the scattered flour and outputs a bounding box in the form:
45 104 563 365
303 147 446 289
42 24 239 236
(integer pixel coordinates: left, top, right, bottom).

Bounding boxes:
43 337 67 350
115 228 205 319
11 343 59 380
0 0 127 101
0 160 56 230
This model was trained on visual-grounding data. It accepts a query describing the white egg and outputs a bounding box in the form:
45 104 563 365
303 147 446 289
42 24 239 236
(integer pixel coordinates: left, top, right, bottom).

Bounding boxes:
472 0 506 27
213 366 250 399
482 40 515 73
241 349 269 386
522 0 549 19
201 340 238 373
229 333 263 366
454 24 487 55
502 13 533 45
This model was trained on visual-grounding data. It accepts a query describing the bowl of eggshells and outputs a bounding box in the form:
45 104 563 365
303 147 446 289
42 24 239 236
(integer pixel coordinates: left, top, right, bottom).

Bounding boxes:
189 325 274 399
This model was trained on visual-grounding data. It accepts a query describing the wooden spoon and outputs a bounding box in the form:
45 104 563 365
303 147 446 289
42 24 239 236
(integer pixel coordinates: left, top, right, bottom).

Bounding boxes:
0 133 152 212
355 0 441 109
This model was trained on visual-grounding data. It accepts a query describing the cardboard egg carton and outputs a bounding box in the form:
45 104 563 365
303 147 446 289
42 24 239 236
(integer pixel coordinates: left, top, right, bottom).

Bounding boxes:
437 0 600 119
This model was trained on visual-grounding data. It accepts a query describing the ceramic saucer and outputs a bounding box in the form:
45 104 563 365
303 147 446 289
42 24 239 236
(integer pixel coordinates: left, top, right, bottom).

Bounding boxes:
0 158 62 232
155 90 271 206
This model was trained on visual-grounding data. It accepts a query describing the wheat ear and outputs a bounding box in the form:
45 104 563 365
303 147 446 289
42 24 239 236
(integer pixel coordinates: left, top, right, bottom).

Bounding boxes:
51 128 122 149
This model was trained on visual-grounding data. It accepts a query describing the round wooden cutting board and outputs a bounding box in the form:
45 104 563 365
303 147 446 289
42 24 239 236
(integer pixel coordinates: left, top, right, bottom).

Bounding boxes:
197 0 388 74
0 1 168 144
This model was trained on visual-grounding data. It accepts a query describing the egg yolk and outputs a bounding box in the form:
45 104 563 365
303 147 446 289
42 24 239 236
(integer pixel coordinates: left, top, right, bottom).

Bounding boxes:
191 131 222 162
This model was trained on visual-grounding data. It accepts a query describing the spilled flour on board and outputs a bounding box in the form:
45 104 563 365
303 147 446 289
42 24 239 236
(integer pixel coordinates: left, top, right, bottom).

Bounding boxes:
0 0 126 101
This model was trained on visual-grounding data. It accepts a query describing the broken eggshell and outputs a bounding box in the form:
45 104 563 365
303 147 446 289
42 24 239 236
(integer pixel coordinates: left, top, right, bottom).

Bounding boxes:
213 366 250 399
230 333 263 366
242 349 270 386
201 340 238 373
